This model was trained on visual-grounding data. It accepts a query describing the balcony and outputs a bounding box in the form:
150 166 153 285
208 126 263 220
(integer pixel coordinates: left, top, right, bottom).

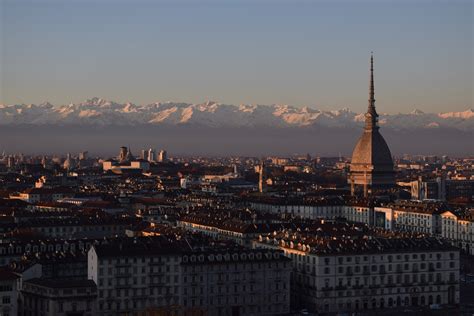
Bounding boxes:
321 286 333 291
115 273 132 278
335 285 347 291
352 284 364 289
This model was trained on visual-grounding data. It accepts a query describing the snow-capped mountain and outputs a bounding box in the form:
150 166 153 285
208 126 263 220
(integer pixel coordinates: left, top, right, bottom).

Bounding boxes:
0 97 472 130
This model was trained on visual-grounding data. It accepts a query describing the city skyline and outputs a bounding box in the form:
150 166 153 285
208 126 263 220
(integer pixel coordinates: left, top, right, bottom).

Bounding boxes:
1 1 474 316
2 0 472 114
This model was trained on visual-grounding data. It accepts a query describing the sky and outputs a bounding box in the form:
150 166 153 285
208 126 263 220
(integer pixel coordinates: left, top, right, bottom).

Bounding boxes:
1 0 472 114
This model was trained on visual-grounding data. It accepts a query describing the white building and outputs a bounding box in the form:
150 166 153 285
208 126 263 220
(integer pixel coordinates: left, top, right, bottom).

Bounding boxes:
254 229 460 314
441 210 474 255
249 198 374 225
374 202 443 235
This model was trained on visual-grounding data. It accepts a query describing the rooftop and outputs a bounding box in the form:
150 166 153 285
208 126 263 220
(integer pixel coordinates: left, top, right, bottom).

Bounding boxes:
24 278 96 289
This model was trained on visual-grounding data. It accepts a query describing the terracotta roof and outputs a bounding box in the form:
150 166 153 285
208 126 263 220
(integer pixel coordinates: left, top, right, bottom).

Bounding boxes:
93 236 191 258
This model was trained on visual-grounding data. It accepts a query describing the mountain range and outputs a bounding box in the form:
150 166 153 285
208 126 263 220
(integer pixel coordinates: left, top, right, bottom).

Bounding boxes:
1 97 473 130
1 98 472 156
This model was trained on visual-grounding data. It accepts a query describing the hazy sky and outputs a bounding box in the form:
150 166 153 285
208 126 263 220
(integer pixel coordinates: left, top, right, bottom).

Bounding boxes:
1 0 472 113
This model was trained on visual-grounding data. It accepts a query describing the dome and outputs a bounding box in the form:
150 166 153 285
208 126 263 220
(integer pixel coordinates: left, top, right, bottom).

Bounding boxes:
350 128 393 172
348 53 395 195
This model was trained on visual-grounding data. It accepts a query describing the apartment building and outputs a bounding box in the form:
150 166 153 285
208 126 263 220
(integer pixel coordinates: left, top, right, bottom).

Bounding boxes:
180 250 291 315
20 279 97 316
441 209 474 255
88 236 291 316
254 225 460 314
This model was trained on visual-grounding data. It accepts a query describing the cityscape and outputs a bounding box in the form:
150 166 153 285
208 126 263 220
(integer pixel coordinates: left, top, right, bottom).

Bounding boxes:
1 1 473 316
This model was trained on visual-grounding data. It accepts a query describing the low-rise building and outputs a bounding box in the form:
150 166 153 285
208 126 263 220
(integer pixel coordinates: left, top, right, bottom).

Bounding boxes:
20 278 97 316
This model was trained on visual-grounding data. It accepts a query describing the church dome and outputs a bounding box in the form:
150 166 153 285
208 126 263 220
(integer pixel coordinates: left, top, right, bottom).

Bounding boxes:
350 128 393 171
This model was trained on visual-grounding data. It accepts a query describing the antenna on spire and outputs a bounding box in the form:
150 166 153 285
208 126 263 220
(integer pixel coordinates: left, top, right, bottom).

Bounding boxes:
365 52 378 130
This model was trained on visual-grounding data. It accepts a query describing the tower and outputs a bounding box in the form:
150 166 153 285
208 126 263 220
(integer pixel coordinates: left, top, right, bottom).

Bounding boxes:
349 54 395 197
119 146 128 162
79 151 88 160
63 153 74 170
148 148 156 162
258 159 265 193
158 150 167 162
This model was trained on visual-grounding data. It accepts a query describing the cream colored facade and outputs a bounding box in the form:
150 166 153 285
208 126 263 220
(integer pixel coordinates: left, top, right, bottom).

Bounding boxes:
441 211 474 255
255 238 460 314
393 209 441 235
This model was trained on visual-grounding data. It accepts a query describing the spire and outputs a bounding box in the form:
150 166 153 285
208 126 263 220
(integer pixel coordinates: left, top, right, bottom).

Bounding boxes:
369 53 375 108
365 52 378 130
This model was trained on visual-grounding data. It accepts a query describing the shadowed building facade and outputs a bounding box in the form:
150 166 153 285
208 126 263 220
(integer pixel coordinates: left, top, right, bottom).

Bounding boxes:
349 54 395 197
